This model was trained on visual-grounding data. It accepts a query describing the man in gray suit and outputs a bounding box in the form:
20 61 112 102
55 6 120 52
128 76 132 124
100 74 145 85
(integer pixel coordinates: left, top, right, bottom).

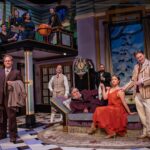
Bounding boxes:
0 55 22 142
124 51 150 139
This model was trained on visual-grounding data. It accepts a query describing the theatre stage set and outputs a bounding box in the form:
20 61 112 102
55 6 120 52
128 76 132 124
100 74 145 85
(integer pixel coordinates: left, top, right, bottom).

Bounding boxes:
0 27 78 127
0 0 150 149
0 30 150 150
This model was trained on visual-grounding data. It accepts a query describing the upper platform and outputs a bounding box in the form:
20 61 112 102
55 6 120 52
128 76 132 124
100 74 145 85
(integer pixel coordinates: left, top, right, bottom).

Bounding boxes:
0 28 78 61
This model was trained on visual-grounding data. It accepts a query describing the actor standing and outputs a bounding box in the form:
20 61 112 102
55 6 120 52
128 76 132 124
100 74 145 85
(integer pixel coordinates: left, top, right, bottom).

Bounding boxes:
0 55 22 142
95 64 111 88
95 64 111 106
123 51 150 139
48 7 62 28
48 64 69 122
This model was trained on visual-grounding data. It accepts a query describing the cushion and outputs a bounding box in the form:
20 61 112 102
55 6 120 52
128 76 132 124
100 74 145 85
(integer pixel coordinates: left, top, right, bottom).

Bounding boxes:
68 113 93 121
127 114 140 122
63 98 71 111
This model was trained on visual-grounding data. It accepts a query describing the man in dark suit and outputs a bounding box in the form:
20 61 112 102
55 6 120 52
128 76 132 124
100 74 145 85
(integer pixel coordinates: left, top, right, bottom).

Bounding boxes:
0 55 22 142
48 8 62 28
95 64 111 106
95 64 111 88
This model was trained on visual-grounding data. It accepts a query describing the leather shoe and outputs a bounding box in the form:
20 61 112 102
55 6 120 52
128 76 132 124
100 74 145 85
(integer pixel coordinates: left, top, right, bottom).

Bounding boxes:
137 134 147 139
10 137 16 143
16 135 19 138
0 135 7 140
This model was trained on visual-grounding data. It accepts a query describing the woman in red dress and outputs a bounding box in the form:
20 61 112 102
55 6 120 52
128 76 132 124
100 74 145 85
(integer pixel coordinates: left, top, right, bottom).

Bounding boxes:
88 75 136 138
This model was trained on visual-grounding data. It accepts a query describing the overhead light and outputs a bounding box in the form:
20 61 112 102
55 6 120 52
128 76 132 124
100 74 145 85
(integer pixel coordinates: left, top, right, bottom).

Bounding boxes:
63 53 67 56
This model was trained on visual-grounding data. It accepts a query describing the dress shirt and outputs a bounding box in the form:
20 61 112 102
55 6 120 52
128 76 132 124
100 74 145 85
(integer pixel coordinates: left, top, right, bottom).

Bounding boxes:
5 68 12 77
48 74 69 97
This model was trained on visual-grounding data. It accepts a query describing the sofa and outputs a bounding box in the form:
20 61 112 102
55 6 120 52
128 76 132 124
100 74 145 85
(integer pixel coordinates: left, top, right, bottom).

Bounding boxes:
50 94 142 133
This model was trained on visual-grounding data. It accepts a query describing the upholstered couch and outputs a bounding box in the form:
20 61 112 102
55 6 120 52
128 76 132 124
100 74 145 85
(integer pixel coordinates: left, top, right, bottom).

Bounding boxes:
50 94 142 133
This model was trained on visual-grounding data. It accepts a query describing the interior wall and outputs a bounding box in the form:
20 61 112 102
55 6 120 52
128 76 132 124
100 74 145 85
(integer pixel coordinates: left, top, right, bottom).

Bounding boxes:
77 17 97 67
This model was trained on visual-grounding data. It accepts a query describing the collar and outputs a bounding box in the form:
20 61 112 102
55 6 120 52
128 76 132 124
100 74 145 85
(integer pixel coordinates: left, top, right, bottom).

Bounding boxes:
142 59 148 67
5 67 12 72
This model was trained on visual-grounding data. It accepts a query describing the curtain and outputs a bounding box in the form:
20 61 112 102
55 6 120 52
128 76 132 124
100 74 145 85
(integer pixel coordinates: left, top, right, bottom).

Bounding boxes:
143 17 150 59
104 23 113 74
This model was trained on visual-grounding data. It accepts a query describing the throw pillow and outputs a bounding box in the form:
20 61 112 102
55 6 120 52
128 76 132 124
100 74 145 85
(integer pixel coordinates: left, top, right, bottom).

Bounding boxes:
63 98 71 111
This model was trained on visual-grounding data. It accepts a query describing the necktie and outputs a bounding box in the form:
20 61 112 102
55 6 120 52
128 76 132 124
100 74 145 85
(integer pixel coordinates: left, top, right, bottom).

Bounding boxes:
136 64 142 92
137 64 142 79
5 69 9 77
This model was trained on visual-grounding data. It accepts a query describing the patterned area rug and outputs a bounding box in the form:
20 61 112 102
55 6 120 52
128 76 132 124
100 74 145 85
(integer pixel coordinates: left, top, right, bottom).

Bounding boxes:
38 124 150 149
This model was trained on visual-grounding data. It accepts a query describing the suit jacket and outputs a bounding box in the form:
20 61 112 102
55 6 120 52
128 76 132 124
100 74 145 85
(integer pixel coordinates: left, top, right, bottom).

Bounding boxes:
124 59 150 99
0 68 22 105
8 80 26 108
95 71 111 87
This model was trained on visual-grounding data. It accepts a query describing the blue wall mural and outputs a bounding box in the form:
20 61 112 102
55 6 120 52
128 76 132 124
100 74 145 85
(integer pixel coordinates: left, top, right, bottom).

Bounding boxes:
110 23 144 86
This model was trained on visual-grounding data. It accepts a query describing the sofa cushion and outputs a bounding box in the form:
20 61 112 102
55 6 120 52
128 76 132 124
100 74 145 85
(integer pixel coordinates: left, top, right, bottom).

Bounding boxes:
127 114 140 122
63 98 71 111
68 113 93 121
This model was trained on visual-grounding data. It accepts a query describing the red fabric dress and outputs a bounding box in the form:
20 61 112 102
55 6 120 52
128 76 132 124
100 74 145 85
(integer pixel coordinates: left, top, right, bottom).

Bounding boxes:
93 89 128 136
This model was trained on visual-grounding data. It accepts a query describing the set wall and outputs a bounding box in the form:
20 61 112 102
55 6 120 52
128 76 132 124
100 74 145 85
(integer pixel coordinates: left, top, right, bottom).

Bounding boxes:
77 17 97 68
99 19 105 66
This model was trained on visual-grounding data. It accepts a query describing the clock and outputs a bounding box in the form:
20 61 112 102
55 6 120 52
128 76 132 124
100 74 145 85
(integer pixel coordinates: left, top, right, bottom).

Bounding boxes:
73 57 89 77
77 61 84 70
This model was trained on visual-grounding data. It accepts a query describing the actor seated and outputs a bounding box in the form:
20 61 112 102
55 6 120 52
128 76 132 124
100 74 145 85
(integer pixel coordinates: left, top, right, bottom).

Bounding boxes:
0 23 18 44
70 88 101 113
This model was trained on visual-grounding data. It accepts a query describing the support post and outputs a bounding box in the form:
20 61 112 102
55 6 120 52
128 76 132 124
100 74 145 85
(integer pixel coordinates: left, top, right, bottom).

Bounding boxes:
24 50 35 127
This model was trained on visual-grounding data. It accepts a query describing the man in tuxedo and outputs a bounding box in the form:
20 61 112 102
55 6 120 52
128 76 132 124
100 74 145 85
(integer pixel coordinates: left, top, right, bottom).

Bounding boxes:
0 55 22 142
123 51 150 139
95 64 111 88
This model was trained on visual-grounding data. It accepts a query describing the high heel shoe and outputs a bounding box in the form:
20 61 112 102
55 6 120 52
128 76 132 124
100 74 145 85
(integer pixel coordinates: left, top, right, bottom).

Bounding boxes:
104 133 116 139
88 127 97 135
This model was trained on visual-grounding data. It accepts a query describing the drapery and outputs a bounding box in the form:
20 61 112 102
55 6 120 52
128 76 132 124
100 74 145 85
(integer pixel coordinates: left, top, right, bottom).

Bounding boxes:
104 23 113 74
143 16 150 59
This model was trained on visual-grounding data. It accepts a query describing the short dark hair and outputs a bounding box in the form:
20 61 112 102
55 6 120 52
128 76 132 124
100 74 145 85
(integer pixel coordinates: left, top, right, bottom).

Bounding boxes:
3 54 13 62
1 23 6 27
111 74 120 84
134 50 144 57
22 12 31 21
49 7 55 11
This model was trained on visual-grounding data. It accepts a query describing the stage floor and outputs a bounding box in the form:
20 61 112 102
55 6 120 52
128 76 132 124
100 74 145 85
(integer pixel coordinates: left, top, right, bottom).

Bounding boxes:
0 113 150 150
